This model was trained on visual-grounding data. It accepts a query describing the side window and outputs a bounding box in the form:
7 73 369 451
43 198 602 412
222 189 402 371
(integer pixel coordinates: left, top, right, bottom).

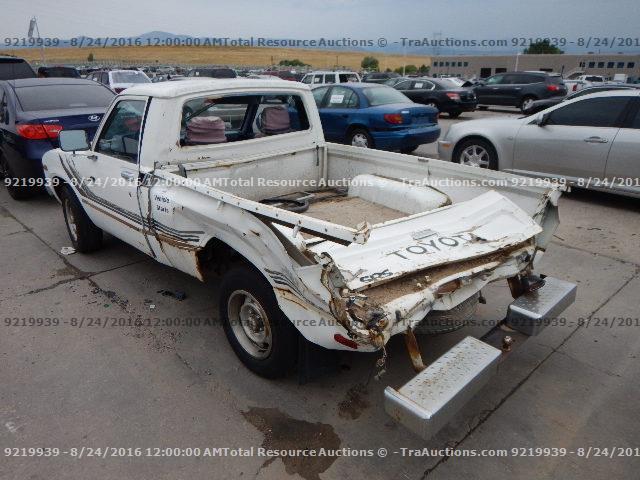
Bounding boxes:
301 75 313 84
312 87 330 106
96 99 146 163
486 75 504 85
394 80 412 90
101 73 109 84
338 73 358 83
180 94 310 146
627 106 640 129
326 86 358 108
313 74 323 84
413 81 434 90
547 97 629 128
324 74 336 84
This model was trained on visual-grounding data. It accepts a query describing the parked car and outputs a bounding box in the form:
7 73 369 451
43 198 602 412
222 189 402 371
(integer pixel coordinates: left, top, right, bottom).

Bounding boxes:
42 79 574 440
392 77 477 118
187 67 237 79
564 74 606 93
474 71 567 112
87 69 151 93
37 66 80 78
312 83 440 152
301 71 361 86
0 78 115 199
438 90 640 198
523 84 640 115
362 72 400 84
0 56 36 80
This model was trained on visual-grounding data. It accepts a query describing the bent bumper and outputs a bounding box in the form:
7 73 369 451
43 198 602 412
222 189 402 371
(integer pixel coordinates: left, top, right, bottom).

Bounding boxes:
372 124 441 151
384 276 576 440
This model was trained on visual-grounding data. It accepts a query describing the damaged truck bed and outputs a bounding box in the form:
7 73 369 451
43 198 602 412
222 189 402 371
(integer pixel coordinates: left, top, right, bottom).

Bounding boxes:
43 79 576 440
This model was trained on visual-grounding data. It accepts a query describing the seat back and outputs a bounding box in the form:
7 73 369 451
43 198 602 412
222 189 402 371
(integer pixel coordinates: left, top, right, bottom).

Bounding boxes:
186 116 227 144
257 106 291 135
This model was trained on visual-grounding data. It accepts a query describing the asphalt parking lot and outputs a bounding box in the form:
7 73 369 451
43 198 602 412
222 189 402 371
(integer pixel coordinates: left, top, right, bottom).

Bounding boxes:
2 107 639 480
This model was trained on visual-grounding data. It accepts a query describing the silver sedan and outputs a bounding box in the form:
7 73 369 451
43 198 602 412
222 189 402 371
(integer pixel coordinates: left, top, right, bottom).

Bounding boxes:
437 90 640 198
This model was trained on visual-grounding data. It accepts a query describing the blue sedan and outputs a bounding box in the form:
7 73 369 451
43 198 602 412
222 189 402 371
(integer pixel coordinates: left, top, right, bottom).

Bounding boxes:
312 83 440 153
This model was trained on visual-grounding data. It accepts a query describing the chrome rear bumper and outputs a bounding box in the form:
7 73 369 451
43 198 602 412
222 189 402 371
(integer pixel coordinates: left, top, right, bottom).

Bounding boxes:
384 276 576 440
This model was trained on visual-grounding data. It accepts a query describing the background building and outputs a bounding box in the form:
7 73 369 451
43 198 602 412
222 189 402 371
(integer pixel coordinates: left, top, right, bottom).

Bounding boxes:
430 53 640 80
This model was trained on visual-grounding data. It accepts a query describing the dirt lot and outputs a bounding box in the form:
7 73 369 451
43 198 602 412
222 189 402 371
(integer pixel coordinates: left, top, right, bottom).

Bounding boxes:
1 108 639 480
0 45 429 70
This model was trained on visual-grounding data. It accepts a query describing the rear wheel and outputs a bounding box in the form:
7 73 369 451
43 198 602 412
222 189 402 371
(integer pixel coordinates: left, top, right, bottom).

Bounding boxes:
220 266 298 378
0 154 35 200
448 111 462 118
425 100 439 111
520 96 537 113
454 138 498 170
60 185 103 252
347 128 373 149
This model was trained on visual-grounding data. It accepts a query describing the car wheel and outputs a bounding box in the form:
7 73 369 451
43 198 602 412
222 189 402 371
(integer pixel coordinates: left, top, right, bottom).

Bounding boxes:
220 266 298 378
400 146 418 154
0 154 35 200
425 100 439 111
454 138 498 170
477 105 488 110
60 185 103 252
448 111 462 118
348 128 373 148
520 96 537 113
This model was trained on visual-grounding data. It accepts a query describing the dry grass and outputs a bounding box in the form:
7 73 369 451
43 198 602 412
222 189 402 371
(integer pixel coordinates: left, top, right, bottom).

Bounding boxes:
1 45 430 70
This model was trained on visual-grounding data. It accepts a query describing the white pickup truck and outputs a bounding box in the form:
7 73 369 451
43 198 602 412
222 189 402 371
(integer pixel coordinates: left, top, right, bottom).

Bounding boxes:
43 79 576 440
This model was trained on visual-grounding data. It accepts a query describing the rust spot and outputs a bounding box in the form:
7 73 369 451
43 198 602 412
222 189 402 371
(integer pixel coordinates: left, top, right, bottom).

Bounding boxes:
404 327 426 372
243 407 341 480
337 384 370 420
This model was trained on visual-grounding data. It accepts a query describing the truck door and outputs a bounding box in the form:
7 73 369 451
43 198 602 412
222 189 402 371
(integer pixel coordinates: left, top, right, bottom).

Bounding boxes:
68 97 152 254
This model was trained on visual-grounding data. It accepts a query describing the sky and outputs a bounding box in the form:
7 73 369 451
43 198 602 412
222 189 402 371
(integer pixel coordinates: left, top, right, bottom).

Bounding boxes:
3 0 639 49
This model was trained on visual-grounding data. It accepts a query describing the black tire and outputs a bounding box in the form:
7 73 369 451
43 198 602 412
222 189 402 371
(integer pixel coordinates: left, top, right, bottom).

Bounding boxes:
448 111 462 118
477 105 488 110
0 154 35 200
400 146 419 154
424 100 439 111
220 266 298 378
60 185 103 253
519 96 537 113
347 128 374 149
453 137 499 170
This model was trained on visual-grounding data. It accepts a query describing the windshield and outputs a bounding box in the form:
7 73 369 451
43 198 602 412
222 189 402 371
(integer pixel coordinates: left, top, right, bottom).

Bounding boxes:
362 86 410 106
16 84 115 111
111 71 150 84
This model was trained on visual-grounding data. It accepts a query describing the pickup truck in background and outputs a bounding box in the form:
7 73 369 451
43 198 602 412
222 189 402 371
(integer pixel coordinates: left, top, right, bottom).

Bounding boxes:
563 74 606 93
42 79 576 440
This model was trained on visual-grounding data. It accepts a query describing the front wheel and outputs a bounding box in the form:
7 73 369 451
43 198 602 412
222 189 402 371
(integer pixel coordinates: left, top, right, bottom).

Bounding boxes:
220 266 298 378
347 128 374 148
454 138 498 170
60 185 103 252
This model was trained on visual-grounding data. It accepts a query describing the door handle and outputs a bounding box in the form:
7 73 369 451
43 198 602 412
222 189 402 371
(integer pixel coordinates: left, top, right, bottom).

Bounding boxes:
583 136 608 144
87 154 98 160
120 170 136 181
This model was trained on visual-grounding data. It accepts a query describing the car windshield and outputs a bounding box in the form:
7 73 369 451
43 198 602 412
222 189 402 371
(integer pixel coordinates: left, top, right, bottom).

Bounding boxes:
16 84 114 111
362 86 410 106
111 71 150 84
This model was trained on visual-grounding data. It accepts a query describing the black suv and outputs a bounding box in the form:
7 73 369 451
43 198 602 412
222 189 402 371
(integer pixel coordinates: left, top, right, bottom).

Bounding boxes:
473 71 566 112
362 72 400 84
0 56 37 80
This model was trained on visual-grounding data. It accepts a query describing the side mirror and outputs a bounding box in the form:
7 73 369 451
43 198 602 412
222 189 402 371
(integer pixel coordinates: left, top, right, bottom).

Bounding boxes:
537 112 551 127
59 129 90 152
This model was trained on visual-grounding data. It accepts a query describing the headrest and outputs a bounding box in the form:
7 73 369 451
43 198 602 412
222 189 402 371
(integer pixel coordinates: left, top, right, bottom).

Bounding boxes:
258 106 291 135
186 116 227 144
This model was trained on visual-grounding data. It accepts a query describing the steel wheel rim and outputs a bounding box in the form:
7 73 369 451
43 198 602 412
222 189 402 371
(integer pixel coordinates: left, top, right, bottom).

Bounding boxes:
460 145 490 168
351 133 369 148
427 102 438 109
64 198 78 241
228 290 272 359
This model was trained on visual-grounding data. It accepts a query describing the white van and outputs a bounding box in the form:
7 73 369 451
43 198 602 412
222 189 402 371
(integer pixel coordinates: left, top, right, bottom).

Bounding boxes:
301 70 361 86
